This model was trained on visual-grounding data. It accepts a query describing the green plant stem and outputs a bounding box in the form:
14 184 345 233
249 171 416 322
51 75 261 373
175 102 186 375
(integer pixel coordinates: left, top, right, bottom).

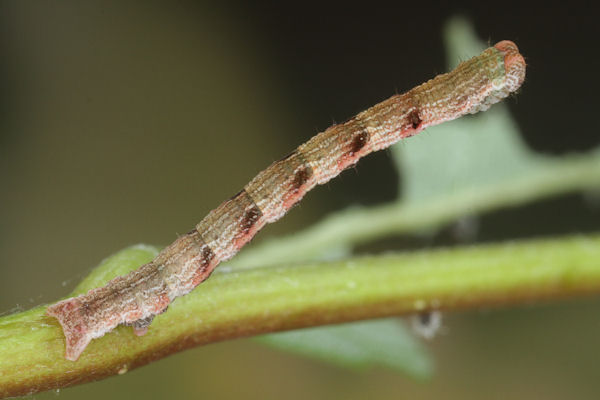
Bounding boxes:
231 152 600 268
2 234 600 397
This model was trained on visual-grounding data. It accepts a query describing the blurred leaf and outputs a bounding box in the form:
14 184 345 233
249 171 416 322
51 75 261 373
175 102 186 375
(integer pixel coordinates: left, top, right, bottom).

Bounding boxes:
255 17 518 375
257 318 433 379
393 104 548 205
250 17 600 378
392 16 549 206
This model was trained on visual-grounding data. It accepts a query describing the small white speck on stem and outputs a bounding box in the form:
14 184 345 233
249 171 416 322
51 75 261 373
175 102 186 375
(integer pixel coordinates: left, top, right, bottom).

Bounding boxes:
410 310 443 340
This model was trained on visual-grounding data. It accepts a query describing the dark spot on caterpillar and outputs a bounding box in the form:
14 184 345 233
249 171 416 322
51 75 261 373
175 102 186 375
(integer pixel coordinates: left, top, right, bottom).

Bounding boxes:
350 130 369 155
192 245 215 280
292 166 313 190
185 228 198 236
240 205 262 235
408 110 422 129
200 244 215 267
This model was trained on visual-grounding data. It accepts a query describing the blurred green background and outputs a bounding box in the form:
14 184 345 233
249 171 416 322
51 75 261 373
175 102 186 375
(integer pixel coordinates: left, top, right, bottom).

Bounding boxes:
1 2 599 399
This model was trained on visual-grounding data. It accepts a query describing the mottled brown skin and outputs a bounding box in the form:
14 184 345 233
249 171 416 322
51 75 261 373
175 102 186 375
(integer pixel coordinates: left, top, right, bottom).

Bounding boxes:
46 41 526 361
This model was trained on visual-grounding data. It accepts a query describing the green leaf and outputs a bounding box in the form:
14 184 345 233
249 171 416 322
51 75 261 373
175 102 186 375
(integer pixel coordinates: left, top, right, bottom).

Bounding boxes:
234 18 600 377
256 318 433 379
393 104 549 205
252 16 528 376
391 16 549 206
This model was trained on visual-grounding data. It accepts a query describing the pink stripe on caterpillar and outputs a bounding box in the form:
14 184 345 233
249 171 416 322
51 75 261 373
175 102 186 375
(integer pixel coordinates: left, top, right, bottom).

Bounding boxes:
46 41 526 361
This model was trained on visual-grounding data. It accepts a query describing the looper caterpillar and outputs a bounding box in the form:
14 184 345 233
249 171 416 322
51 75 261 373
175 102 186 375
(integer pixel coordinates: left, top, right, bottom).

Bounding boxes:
47 40 526 361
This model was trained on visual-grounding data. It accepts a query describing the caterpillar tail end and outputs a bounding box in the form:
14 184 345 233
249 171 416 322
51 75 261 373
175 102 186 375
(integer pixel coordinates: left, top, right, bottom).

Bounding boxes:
494 40 526 93
46 297 93 362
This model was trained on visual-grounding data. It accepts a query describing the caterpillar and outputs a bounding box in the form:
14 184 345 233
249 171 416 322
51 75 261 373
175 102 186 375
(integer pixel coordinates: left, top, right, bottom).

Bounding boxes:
47 40 526 361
